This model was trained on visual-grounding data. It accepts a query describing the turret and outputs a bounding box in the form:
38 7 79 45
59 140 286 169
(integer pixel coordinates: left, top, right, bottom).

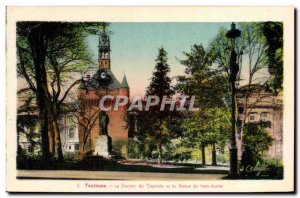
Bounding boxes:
120 74 129 97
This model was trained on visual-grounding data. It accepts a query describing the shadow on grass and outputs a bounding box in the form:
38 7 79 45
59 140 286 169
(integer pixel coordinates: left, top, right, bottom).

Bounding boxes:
17 160 229 175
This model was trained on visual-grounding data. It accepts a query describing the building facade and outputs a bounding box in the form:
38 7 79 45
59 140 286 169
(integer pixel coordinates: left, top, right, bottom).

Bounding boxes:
17 113 79 155
237 87 283 160
59 114 80 154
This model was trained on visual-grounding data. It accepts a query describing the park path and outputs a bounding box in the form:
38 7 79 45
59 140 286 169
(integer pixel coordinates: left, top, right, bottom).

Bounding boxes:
17 170 226 180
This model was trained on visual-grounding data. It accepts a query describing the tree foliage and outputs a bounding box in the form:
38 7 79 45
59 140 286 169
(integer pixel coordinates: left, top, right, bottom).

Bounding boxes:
261 22 283 94
146 47 174 97
17 22 106 161
181 107 230 164
176 44 229 109
209 23 273 156
209 23 269 86
143 47 182 163
176 44 230 165
243 121 273 160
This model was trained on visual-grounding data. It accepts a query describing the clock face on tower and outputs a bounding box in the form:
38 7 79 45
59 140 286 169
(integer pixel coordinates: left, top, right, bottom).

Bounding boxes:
100 71 107 79
97 69 111 87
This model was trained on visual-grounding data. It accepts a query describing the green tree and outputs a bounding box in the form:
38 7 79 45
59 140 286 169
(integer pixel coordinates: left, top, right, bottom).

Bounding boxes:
261 22 283 94
176 44 228 108
146 48 173 97
209 23 273 159
144 47 181 164
130 110 154 160
176 44 229 165
242 121 273 163
181 107 230 165
17 22 105 161
204 108 231 165
181 111 209 165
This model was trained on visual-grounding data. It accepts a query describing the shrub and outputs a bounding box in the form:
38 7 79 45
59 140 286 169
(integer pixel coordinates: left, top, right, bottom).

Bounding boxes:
64 152 80 161
17 146 28 169
243 121 273 162
164 144 192 163
17 146 55 170
217 153 229 163
111 140 128 160
261 157 284 179
127 139 140 159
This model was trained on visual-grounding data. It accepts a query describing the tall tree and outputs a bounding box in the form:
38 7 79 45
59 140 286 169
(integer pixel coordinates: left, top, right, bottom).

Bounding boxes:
181 111 209 165
17 22 105 161
145 47 180 164
209 23 271 158
176 44 229 165
181 108 230 165
203 108 231 165
17 22 53 160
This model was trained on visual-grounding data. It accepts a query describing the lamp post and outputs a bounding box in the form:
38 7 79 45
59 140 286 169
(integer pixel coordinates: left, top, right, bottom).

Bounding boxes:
226 22 241 177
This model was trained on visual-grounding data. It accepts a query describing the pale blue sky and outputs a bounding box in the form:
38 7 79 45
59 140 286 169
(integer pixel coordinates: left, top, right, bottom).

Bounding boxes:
87 22 231 96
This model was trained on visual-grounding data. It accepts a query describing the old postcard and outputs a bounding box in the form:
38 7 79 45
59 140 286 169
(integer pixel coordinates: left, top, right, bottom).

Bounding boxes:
6 6 294 192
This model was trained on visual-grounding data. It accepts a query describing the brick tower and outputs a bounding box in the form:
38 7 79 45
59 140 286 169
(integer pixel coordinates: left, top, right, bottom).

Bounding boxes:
77 27 130 155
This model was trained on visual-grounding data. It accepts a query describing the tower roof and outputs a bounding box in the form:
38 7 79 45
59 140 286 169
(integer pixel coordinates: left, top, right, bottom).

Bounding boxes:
78 68 122 90
120 74 129 88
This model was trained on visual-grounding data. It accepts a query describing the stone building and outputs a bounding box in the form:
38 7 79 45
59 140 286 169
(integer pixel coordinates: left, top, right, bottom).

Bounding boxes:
17 112 79 155
237 86 283 160
77 28 130 155
59 114 80 154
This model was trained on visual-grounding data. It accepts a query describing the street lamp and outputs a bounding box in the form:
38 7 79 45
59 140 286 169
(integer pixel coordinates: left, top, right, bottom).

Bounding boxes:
226 22 241 177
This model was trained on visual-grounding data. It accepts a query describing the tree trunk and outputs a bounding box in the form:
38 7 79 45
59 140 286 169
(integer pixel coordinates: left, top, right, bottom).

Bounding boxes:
51 116 64 162
27 25 51 161
139 144 144 160
39 107 51 160
212 143 217 166
158 143 163 164
201 143 206 165
79 144 86 159
48 122 56 157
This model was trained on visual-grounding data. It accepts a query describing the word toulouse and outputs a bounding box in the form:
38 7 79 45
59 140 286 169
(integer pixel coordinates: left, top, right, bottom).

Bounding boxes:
98 95 196 111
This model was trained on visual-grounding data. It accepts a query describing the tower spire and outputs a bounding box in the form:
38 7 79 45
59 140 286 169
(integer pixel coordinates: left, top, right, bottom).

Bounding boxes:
121 73 129 89
98 25 111 69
